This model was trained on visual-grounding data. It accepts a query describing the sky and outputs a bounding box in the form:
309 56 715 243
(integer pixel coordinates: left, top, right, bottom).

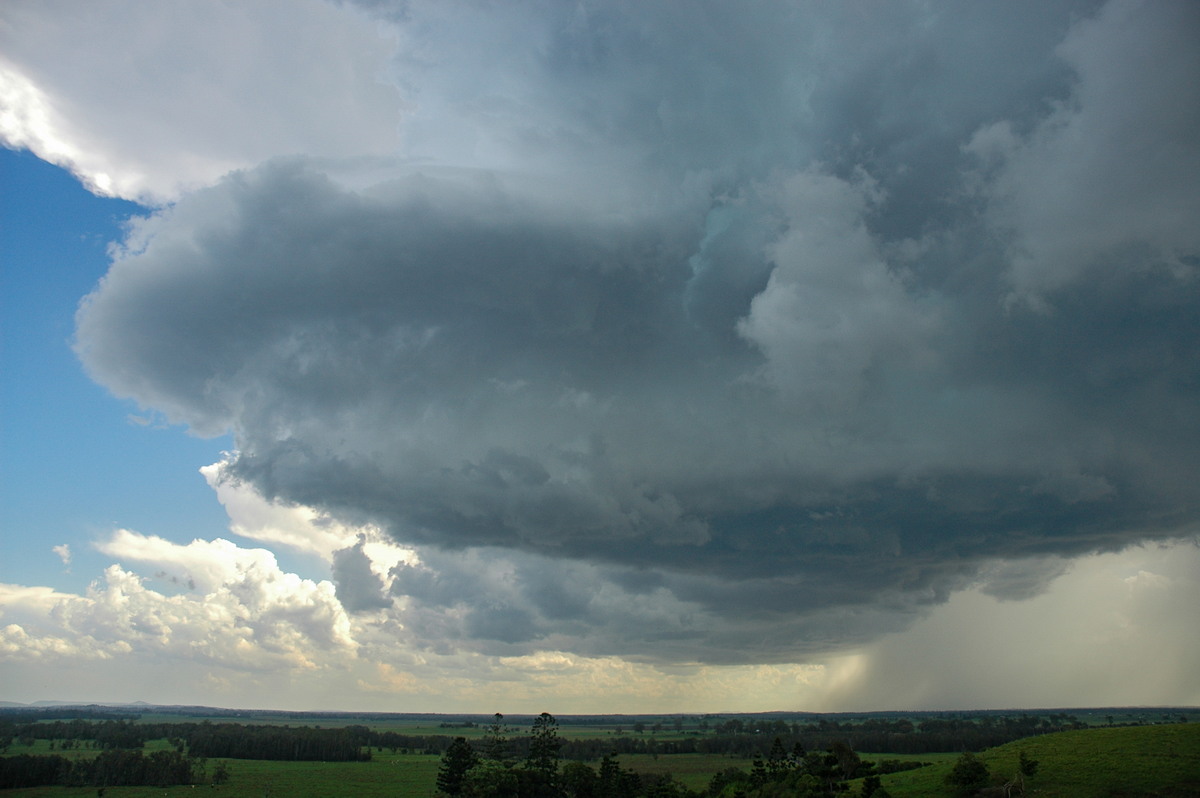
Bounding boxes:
1 0 1198 714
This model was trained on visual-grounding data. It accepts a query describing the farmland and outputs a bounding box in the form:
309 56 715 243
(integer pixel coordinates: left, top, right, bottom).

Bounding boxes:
1 706 1196 796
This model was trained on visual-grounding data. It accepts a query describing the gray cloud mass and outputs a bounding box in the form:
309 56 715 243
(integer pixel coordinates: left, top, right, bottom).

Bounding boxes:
74 0 1200 664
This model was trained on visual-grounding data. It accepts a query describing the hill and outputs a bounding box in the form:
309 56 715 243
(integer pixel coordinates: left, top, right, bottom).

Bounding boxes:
878 722 1200 797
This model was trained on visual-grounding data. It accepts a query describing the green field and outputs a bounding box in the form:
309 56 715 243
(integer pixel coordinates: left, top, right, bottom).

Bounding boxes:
872 723 1200 798
0 753 443 798
617 753 754 792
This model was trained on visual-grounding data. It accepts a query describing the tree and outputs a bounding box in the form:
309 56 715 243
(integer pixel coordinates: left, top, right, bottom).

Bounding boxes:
561 761 597 798
463 760 519 798
523 713 562 797
830 741 865 780
437 737 479 796
526 713 561 775
750 754 768 789
1017 751 1038 780
945 752 990 796
766 737 790 779
597 754 641 798
484 714 510 764
598 754 622 798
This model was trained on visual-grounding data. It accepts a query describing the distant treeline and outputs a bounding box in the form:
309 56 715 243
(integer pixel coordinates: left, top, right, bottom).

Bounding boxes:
2 712 1089 762
645 714 1090 756
0 749 199 789
555 714 1090 758
0 720 375 762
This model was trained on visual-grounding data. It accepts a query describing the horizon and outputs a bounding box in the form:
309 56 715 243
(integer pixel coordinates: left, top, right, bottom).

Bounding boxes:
3 701 1197 718
2 0 1198 715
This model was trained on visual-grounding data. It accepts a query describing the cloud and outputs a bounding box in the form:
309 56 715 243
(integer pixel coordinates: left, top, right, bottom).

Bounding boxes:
63 0 1200 670
52 544 71 571
200 461 396 561
970 0 1200 304
5 534 1195 712
332 537 393 612
0 0 402 202
1 534 356 679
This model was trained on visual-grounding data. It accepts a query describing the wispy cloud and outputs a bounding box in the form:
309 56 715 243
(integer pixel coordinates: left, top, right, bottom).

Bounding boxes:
52 544 71 572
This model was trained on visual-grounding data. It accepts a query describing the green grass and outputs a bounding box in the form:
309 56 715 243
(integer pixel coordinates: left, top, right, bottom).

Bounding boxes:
617 753 754 791
874 723 1200 798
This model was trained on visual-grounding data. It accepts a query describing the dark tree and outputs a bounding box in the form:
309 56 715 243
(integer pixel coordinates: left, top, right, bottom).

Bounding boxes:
597 754 640 798
523 713 562 797
463 760 519 798
766 736 790 778
561 761 597 798
750 754 768 788
526 713 561 775
484 713 511 763
1018 751 1038 780
945 752 990 796
437 736 479 796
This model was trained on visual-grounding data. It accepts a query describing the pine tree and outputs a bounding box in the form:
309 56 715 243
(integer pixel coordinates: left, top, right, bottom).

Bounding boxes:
484 713 510 763
436 737 478 796
526 713 561 777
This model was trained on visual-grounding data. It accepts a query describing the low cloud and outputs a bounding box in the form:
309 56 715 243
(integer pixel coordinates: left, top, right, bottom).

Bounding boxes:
4 531 1196 711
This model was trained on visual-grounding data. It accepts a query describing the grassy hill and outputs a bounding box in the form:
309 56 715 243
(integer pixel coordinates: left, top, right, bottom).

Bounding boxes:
876 722 1200 798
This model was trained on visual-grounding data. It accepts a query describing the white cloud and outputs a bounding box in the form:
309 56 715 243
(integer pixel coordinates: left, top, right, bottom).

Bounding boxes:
5 532 355 672
0 0 402 203
202 460 365 560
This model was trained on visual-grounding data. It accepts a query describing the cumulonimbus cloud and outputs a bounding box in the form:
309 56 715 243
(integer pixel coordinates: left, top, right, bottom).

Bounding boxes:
66 0 1200 665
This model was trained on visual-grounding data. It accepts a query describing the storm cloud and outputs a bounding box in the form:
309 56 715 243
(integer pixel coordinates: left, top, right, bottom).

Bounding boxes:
71 0 1200 665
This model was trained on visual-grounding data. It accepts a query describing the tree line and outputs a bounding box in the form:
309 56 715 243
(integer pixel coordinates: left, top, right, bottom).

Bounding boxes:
436 713 933 798
0 749 201 789
0 712 1085 764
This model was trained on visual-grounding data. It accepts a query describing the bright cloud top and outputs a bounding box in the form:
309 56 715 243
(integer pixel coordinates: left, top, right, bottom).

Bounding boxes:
2 0 1199 709
0 0 401 202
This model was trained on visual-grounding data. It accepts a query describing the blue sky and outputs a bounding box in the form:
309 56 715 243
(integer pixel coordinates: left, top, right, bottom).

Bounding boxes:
1 0 1198 713
2 149 233 593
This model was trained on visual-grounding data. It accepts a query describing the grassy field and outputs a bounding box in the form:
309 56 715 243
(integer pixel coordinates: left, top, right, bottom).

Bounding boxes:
618 753 753 792
0 753 443 798
871 722 1200 798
